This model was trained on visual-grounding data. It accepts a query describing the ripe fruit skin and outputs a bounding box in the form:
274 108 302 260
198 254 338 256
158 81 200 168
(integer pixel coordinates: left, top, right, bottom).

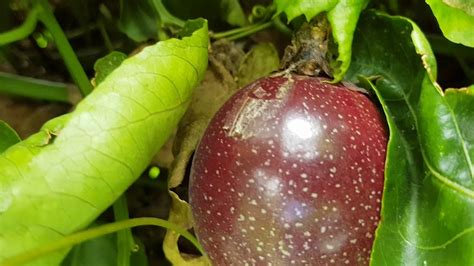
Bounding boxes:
189 74 387 265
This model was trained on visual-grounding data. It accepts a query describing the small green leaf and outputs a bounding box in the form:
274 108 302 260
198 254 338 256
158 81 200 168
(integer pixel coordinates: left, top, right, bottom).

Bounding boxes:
220 0 248 26
346 11 474 265
0 19 208 265
163 0 247 27
93 51 128 86
118 0 158 42
0 120 20 153
274 0 369 81
237 42 280 88
426 0 474 47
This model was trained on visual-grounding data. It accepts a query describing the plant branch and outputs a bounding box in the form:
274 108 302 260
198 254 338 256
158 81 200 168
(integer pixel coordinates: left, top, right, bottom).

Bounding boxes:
0 72 70 103
212 21 274 41
0 6 39 46
1 217 205 266
113 195 134 266
36 0 92 96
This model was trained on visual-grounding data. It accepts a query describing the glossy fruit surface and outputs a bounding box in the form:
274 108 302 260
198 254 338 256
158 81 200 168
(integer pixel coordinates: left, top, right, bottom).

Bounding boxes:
189 74 388 265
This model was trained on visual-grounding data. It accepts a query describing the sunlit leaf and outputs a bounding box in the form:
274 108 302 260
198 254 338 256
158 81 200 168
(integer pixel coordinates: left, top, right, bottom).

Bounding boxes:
426 0 474 47
0 19 208 265
346 11 474 265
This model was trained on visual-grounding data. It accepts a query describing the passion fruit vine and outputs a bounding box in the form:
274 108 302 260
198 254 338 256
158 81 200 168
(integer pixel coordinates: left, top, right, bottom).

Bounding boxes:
189 74 388 265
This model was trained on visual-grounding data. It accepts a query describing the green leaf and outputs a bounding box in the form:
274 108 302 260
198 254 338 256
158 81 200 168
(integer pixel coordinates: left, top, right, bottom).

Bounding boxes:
118 0 158 42
346 11 474 265
163 0 247 28
93 51 128 86
219 0 248 26
274 0 369 81
61 230 118 266
0 19 208 265
237 42 280 88
426 0 474 47
0 120 20 153
61 231 148 266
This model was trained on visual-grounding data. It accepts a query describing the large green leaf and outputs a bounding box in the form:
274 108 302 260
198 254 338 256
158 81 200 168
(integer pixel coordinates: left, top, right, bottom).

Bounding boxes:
426 0 474 47
0 120 20 153
118 0 158 42
0 19 208 265
346 11 474 265
163 0 247 28
274 0 369 81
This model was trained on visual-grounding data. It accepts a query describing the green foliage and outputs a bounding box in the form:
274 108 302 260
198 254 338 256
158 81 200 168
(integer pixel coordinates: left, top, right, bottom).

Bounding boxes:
0 121 20 153
0 19 208 265
62 233 119 266
346 11 474 265
93 51 128 86
219 0 248 26
118 0 159 42
164 0 247 28
237 42 280 87
274 0 369 81
426 0 474 47
61 231 148 266
1 0 474 265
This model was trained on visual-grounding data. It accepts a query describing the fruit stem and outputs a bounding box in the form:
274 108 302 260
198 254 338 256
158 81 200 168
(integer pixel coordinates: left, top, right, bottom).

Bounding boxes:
280 15 333 78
